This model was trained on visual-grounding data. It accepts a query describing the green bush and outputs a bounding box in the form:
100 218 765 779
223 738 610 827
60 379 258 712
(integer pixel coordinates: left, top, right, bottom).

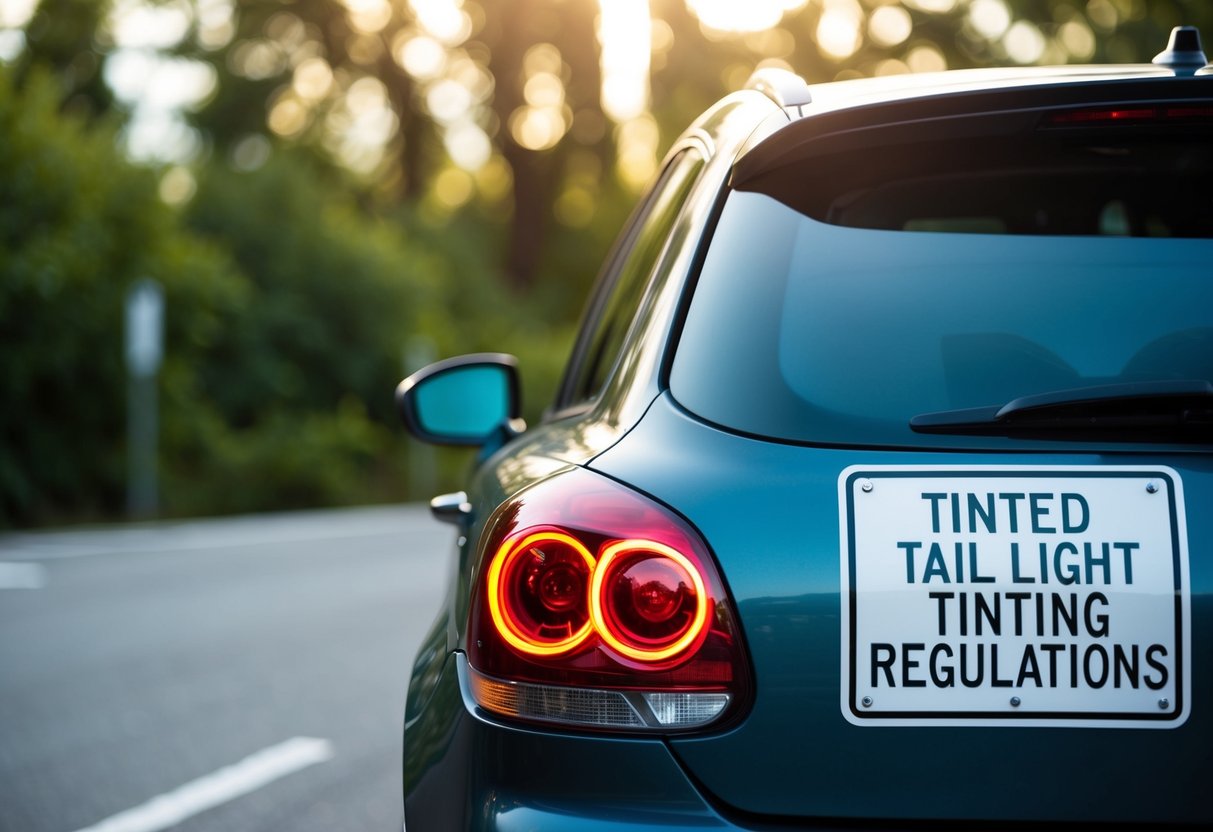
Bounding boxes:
185 155 442 426
175 154 458 514
0 70 246 525
0 71 447 525
0 70 577 527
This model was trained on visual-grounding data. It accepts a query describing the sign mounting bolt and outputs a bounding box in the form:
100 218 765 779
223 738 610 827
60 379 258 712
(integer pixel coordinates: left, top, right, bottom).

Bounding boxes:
861 696 873 708
1010 696 1022 708
1159 698 1170 710
1146 481 1159 494
860 479 874 493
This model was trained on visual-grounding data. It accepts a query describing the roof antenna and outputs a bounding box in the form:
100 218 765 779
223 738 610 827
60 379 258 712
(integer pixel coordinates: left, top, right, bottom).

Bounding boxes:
1151 26 1207 75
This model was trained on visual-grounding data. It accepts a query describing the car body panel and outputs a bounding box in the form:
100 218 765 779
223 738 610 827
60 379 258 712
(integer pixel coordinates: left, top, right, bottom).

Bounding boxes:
590 393 1212 823
404 654 735 831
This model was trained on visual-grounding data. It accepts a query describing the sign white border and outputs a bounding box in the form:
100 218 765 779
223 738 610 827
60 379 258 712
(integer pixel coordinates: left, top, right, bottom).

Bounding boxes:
838 464 1190 729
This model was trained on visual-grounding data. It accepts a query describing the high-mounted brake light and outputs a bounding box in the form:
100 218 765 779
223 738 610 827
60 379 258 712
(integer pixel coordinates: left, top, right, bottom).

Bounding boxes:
1043 105 1213 126
466 468 750 732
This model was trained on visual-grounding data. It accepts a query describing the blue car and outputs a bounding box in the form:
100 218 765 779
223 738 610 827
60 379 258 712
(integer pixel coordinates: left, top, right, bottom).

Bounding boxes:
398 26 1212 831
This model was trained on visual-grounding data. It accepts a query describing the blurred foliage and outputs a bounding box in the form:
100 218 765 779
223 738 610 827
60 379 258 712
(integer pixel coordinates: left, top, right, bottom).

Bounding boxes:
9 0 113 118
2 0 1211 526
184 153 434 428
0 68 242 523
0 64 567 526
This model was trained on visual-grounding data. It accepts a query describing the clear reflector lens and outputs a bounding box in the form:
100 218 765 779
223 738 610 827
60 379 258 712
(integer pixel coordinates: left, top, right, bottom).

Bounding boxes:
642 692 731 727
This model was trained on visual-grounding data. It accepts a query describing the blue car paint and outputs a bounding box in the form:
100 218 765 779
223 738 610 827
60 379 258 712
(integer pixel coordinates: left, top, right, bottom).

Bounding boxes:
401 56 1213 830
404 386 1212 826
404 654 735 830
591 393 1212 823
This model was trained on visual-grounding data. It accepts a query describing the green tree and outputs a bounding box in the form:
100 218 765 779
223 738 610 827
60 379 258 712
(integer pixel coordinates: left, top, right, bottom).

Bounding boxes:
167 150 443 513
0 68 244 524
13 0 114 118
0 68 460 525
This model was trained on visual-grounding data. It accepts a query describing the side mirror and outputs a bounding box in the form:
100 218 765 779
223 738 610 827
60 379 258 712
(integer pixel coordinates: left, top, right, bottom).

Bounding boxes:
396 353 523 447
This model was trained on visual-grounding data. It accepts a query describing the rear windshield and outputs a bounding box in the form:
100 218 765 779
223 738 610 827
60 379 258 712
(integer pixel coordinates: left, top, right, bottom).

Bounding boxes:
670 128 1213 448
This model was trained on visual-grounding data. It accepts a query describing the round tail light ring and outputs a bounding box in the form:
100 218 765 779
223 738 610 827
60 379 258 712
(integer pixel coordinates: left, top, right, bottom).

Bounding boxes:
486 530 596 657
590 539 710 663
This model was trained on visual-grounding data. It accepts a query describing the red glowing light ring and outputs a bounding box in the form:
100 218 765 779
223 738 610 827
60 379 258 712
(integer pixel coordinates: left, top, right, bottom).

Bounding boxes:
485 529 596 657
590 539 710 663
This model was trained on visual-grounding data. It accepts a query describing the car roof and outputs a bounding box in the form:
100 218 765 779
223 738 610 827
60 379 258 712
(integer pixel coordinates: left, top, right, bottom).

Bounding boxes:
762 24 1211 118
726 24 1212 176
732 62 1213 187
800 64 1190 116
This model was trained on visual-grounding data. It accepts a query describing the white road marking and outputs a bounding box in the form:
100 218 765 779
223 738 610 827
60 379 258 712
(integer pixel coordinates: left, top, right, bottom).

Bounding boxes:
70 737 334 832
0 562 46 589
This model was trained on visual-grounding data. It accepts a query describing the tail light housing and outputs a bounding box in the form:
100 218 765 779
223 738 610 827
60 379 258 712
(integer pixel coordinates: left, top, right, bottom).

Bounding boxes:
466 467 750 732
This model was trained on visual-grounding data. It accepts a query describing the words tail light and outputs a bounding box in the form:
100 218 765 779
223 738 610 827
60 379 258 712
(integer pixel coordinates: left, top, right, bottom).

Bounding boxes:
465 468 751 732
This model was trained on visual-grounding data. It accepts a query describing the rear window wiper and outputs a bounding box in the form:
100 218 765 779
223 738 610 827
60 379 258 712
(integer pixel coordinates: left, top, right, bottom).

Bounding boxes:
910 379 1213 438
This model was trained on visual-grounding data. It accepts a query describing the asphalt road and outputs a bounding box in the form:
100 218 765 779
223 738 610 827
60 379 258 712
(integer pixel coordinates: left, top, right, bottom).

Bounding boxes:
0 505 452 832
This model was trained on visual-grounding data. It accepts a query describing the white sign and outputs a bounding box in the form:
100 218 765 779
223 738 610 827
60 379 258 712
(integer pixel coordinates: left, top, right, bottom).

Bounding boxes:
125 279 164 378
839 465 1189 728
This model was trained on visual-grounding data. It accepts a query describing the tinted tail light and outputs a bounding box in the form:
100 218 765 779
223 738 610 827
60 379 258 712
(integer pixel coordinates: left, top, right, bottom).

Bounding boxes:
486 529 596 657
466 467 750 731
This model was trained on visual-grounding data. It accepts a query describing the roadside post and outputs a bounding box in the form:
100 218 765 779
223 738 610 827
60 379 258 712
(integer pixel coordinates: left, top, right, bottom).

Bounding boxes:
125 279 164 518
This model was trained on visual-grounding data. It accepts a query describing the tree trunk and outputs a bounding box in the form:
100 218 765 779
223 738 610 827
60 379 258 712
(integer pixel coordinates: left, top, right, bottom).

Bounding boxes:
484 0 600 291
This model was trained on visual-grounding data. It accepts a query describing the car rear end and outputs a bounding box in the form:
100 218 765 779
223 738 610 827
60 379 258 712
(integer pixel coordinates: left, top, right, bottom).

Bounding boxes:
592 66 1213 826
403 55 1213 831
